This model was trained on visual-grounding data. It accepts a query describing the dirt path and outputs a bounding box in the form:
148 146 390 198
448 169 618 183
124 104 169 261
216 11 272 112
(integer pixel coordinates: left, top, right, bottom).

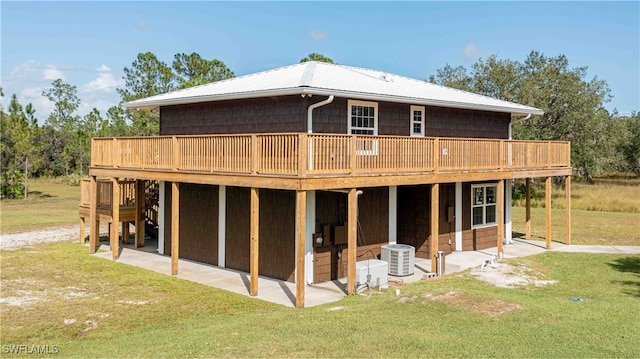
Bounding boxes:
0 224 80 251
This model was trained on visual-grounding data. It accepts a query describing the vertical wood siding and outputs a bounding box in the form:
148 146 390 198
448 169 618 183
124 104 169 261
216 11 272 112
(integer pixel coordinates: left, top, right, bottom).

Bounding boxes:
163 182 219 265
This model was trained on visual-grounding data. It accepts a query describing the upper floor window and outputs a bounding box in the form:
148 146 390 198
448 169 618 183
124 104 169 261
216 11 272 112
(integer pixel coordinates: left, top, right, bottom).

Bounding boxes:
348 100 378 135
471 184 497 228
410 105 425 137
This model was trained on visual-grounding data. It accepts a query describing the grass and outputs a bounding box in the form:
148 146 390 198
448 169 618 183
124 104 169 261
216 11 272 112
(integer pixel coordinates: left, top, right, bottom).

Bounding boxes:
511 207 640 246
0 178 80 234
512 175 640 213
1 241 639 357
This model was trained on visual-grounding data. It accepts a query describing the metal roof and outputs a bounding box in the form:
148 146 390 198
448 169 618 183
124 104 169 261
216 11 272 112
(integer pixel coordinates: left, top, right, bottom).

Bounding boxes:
124 61 543 116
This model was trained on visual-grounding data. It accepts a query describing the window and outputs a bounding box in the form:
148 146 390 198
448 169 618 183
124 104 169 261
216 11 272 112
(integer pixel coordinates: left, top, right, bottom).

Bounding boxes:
471 184 497 228
348 100 378 135
410 105 425 137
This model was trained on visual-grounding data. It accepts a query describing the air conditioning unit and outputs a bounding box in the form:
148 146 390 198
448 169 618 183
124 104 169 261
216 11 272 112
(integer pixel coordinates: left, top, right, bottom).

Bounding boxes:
381 244 415 276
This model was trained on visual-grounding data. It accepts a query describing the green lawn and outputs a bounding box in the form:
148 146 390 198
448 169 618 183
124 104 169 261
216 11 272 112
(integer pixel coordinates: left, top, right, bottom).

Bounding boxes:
1 241 639 357
0 178 80 234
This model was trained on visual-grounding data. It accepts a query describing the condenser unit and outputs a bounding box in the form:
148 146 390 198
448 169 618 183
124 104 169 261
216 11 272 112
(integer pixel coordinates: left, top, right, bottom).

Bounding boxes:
381 244 415 276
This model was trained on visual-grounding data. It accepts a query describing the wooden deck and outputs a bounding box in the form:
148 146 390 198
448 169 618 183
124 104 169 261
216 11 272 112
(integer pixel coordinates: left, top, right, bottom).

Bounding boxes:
89 133 571 189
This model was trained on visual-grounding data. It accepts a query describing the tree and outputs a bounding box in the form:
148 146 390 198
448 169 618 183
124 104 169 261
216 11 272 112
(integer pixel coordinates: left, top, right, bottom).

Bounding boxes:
118 52 175 136
42 79 81 176
300 53 334 64
173 52 234 89
429 51 613 181
619 112 640 176
428 64 473 91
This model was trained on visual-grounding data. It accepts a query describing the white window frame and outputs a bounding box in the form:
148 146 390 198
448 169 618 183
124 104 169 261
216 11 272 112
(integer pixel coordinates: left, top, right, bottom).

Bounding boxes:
471 183 498 229
410 105 425 137
347 100 378 155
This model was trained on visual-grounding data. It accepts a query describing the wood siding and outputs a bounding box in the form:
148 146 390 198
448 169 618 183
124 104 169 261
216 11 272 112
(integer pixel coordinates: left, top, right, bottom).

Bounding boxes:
221 187 296 282
397 184 456 258
160 95 510 139
164 183 219 265
314 187 389 281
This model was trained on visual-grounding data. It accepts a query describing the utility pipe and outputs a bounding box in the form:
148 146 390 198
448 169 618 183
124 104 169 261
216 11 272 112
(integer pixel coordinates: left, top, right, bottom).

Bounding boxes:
307 95 334 133
508 113 531 140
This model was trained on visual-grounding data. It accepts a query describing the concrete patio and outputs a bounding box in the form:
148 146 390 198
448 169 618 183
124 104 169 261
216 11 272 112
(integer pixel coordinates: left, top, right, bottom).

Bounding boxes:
90 238 639 308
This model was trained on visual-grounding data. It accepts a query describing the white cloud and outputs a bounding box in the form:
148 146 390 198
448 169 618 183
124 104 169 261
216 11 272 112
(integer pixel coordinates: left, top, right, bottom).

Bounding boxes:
83 65 123 93
462 43 491 61
20 86 55 121
43 65 65 80
308 29 328 41
9 60 41 79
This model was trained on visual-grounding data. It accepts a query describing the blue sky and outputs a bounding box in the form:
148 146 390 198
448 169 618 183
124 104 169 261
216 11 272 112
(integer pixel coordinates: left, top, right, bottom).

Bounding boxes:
2 1 638 121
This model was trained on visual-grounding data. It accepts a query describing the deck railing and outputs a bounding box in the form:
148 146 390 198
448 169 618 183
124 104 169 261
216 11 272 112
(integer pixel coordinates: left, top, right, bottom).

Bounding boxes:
91 133 570 177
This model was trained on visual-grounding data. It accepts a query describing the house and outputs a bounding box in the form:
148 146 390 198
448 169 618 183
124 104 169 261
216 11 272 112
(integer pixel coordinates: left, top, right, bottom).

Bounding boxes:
83 61 572 308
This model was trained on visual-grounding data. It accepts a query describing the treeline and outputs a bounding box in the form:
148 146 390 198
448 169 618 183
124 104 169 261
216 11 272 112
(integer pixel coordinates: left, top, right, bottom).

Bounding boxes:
0 52 234 198
429 51 640 181
1 51 639 198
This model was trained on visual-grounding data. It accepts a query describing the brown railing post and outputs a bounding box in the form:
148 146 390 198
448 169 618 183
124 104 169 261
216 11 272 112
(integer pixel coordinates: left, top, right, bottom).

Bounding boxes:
566 142 571 167
546 141 552 168
298 133 307 177
525 142 531 168
433 138 440 172
172 136 179 171
349 135 356 175
113 138 119 168
251 134 258 175
498 140 504 170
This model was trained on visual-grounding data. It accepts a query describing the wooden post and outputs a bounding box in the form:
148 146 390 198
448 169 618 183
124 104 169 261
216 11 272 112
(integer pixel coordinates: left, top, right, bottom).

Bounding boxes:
171 182 180 275
433 138 440 172
79 218 85 244
525 178 531 240
122 222 129 244
545 176 552 249
172 137 179 171
89 176 98 253
497 180 504 258
298 134 308 177
110 178 120 260
295 190 306 308
565 176 571 245
134 179 145 248
349 135 356 175
347 188 358 294
250 187 259 296
251 135 258 175
430 183 439 273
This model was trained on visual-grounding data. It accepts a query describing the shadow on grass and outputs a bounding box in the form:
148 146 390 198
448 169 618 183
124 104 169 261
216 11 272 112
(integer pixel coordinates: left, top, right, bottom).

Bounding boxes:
608 256 640 298
29 191 55 199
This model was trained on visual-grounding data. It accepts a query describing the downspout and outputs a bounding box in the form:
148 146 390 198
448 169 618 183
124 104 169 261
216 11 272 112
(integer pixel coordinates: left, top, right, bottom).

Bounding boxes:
508 113 531 140
307 95 334 133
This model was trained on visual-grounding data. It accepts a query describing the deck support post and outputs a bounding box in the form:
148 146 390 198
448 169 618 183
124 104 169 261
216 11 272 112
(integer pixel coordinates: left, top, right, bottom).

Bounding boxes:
122 222 129 245
565 175 571 245
250 187 259 296
545 176 552 249
89 176 99 253
295 190 306 308
497 180 504 258
171 182 180 275
430 183 439 273
134 179 145 248
158 181 165 255
110 177 120 260
525 178 531 240
347 188 358 295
